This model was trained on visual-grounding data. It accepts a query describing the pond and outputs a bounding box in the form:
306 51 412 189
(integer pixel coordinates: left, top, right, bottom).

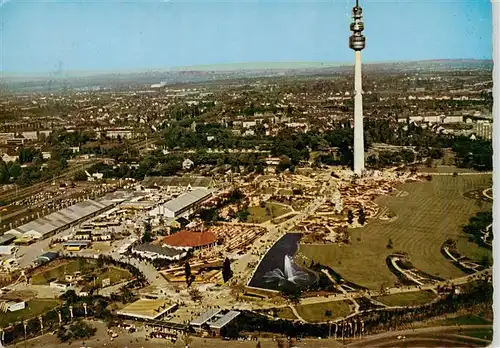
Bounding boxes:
248 233 317 291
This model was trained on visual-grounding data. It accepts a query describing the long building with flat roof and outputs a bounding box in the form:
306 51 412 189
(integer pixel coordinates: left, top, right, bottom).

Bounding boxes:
6 198 118 241
190 308 222 328
117 299 178 321
150 188 213 219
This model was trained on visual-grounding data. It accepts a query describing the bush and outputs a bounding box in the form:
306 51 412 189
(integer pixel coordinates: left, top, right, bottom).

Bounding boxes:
57 320 97 342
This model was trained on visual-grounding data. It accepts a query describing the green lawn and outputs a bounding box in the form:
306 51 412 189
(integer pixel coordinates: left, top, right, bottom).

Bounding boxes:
430 314 493 326
31 260 131 287
247 202 292 224
374 291 436 307
296 300 352 323
96 266 133 286
0 299 60 328
31 259 97 285
460 328 493 342
299 175 492 290
277 307 298 320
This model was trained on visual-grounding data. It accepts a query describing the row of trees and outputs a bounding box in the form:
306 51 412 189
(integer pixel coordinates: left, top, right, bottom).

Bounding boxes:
184 257 233 288
462 210 493 247
228 279 491 340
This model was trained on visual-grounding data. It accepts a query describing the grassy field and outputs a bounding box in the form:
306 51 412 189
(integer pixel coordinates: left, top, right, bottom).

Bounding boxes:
462 328 494 341
277 307 298 320
296 300 352 322
374 291 436 307
0 299 60 327
248 202 292 224
31 259 97 285
96 266 133 286
429 314 493 326
31 259 132 286
299 175 492 290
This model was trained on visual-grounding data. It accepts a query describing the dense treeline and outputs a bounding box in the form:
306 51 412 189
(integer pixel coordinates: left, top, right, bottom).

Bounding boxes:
462 210 493 246
228 279 492 339
452 137 493 171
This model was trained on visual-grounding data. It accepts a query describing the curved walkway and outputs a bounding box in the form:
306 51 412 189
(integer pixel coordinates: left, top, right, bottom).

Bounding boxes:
289 304 306 323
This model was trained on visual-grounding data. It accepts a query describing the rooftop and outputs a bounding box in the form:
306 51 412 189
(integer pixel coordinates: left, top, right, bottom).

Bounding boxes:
0 233 16 245
163 188 212 214
162 231 216 248
6 198 116 238
209 310 241 329
116 299 176 320
133 243 185 257
190 308 222 326
143 176 212 188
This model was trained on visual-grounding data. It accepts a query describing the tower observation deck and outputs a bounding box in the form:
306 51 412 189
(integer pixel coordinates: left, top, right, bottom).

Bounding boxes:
349 0 366 175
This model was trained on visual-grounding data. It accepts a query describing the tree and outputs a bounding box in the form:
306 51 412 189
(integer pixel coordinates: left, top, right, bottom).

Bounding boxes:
347 210 354 225
222 257 233 282
142 220 153 243
237 209 250 222
387 238 393 249
119 286 135 304
9 162 21 179
73 170 87 181
60 289 78 304
59 157 68 169
189 288 203 302
180 332 193 348
97 255 105 269
57 321 97 342
185 262 192 287
358 208 366 225
424 157 433 168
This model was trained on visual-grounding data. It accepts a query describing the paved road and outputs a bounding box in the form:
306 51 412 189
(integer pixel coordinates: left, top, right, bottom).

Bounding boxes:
419 171 492 176
347 325 492 347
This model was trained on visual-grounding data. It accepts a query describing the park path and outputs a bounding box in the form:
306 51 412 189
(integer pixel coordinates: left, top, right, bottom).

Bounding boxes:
253 268 491 311
483 188 492 199
419 171 492 176
322 269 360 313
289 305 307 323
346 325 493 347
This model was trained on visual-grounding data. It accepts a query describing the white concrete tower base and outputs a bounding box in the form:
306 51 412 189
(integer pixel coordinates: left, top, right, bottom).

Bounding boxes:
353 50 365 175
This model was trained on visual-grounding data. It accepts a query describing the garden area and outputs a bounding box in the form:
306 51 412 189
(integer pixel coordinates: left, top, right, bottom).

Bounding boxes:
30 258 132 287
0 299 60 328
298 175 493 290
374 291 436 307
247 201 292 224
295 300 352 323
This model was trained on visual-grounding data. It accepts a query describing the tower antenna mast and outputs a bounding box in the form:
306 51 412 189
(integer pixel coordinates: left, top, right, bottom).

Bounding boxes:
349 0 366 175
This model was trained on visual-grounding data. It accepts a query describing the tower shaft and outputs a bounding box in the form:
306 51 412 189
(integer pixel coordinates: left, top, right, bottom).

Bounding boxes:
349 0 365 175
353 51 364 174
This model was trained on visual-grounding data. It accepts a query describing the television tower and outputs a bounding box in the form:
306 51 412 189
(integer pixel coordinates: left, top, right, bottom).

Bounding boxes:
349 0 366 175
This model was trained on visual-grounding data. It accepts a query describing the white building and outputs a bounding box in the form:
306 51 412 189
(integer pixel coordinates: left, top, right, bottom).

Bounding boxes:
442 115 463 124
0 245 18 256
0 300 26 312
50 281 73 292
242 121 257 128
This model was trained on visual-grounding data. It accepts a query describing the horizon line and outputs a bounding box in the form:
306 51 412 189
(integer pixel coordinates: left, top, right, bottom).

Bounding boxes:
0 58 493 78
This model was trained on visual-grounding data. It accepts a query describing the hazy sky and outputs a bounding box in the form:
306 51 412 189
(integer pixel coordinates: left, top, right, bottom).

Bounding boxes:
0 0 493 73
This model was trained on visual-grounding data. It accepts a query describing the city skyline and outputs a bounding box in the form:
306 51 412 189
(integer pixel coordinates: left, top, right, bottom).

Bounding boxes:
0 0 493 73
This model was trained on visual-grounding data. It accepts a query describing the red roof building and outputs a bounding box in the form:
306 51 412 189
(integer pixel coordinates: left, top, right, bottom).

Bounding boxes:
162 231 216 250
